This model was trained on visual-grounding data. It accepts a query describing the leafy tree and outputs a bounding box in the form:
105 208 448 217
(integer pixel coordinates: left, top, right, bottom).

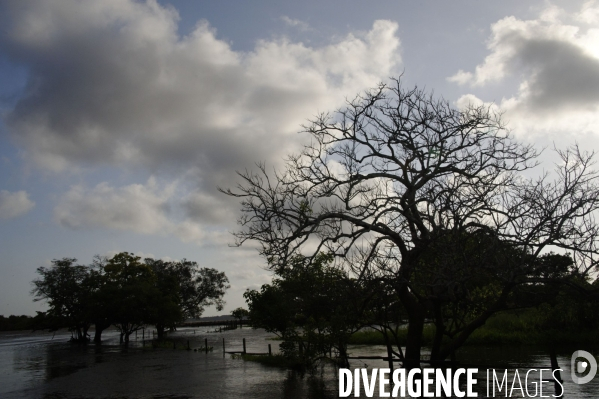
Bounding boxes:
146 258 230 338
412 230 578 361
85 260 113 343
244 253 361 368
31 258 94 341
101 253 158 343
225 79 599 367
31 252 230 344
231 307 249 324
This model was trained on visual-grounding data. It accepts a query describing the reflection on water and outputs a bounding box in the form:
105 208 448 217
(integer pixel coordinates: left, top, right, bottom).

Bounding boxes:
0 328 597 398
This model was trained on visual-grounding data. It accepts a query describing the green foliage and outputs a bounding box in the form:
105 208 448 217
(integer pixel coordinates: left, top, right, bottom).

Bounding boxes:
30 252 230 344
101 253 160 342
146 258 230 338
465 307 599 346
244 253 361 367
0 313 50 331
231 307 249 322
31 258 95 340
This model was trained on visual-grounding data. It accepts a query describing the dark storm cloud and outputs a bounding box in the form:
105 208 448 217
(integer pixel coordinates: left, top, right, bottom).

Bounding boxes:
0 0 401 182
516 38 599 112
0 0 401 238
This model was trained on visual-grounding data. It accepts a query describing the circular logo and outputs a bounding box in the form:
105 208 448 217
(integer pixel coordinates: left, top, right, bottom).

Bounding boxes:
571 350 598 385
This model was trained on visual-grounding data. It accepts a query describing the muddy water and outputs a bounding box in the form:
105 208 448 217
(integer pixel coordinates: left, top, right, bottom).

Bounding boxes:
0 327 597 398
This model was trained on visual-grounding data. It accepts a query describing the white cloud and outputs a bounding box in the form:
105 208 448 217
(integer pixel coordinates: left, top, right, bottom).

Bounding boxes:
449 2 599 137
576 0 599 24
0 0 402 246
54 178 230 246
281 16 311 31
0 190 35 219
1 1 401 180
54 178 175 233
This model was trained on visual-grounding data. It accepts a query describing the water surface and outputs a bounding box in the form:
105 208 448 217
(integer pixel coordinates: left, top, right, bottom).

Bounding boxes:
1 328 597 398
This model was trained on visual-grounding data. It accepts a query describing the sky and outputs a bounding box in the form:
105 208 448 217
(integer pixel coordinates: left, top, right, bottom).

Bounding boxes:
1 0 599 316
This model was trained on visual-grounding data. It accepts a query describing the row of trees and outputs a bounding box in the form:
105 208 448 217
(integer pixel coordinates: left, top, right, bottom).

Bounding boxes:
227 78 599 369
0 314 48 331
244 248 598 368
31 252 229 343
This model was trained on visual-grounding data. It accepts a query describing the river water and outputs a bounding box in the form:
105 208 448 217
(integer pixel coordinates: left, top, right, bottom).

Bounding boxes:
0 327 597 398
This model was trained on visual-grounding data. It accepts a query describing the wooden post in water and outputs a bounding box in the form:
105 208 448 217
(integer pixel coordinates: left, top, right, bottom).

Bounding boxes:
268 344 272 356
205 338 208 353
242 338 246 354
222 338 225 356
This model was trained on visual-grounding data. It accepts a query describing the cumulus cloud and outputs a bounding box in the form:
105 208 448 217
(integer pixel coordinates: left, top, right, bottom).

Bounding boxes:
0 0 401 178
53 178 230 246
182 191 236 225
0 190 35 219
0 0 402 245
449 2 599 135
54 178 174 233
281 16 311 31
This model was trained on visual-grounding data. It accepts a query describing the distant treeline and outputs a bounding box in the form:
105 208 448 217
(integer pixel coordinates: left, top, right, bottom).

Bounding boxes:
0 313 48 331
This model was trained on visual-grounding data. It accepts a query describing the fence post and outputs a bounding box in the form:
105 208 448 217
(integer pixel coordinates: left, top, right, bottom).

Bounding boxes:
268 344 272 356
242 338 246 354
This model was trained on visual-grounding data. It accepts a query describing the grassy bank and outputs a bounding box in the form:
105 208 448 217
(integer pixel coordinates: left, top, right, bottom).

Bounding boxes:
348 312 599 347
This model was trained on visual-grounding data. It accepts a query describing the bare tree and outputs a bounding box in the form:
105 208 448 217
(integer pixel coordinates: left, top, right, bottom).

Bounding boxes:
223 79 599 368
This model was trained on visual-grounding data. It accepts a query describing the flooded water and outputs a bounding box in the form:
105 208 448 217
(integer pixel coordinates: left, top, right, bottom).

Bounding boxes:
0 327 597 398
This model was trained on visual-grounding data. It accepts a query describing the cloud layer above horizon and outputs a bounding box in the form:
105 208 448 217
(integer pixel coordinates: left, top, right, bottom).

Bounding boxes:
450 1 599 137
0 0 402 240
2 0 599 316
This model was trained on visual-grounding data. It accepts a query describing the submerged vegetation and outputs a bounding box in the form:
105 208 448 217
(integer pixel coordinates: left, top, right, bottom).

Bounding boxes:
30 252 230 344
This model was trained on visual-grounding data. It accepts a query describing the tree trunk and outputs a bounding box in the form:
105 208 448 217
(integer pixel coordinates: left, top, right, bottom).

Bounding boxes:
382 328 394 372
156 324 166 340
73 326 85 342
430 302 445 364
399 288 426 369
83 325 90 341
93 321 110 343
337 340 350 368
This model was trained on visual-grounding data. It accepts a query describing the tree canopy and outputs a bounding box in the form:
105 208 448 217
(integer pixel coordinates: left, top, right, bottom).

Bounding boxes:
226 79 599 367
31 252 230 343
244 253 362 367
